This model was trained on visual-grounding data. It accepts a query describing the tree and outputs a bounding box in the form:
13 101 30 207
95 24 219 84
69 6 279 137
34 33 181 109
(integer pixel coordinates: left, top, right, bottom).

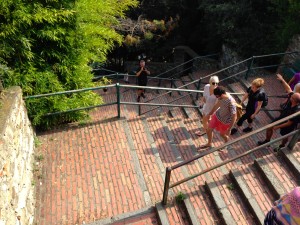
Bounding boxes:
0 0 138 129
268 0 300 49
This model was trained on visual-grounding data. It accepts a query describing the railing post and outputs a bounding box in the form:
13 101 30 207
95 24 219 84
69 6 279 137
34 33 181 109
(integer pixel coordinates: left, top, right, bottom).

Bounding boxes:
196 78 202 100
162 167 172 205
138 104 141 116
158 78 162 87
170 78 173 96
287 129 300 150
245 57 254 80
116 83 121 118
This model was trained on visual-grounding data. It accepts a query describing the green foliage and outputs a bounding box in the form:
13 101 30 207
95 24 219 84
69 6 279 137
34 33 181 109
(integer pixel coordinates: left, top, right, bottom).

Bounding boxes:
227 183 235 190
34 137 42 148
0 0 138 130
268 0 300 49
175 191 186 203
197 0 280 56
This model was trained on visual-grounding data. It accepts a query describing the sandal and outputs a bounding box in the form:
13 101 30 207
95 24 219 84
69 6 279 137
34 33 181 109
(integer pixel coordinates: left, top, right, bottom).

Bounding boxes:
199 144 212 149
195 131 206 136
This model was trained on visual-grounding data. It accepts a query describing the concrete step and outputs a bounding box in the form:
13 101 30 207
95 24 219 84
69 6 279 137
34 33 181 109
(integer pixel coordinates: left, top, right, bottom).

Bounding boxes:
280 147 300 183
254 156 298 201
86 206 157 225
229 169 265 225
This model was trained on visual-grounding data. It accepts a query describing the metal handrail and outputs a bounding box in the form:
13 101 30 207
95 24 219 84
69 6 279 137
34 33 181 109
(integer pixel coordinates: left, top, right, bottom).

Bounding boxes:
24 51 300 118
143 50 300 109
141 57 251 113
153 53 219 79
161 110 300 204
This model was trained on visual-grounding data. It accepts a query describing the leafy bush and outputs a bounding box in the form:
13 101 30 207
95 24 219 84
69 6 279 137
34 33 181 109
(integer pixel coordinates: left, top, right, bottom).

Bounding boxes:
0 0 138 130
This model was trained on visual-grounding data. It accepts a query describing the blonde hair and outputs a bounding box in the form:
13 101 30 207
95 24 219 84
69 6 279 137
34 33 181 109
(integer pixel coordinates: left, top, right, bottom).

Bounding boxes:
252 78 264 88
209 76 219 84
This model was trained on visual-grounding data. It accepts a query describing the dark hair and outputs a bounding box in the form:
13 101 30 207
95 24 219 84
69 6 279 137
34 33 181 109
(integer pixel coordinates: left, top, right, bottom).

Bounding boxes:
213 86 226 96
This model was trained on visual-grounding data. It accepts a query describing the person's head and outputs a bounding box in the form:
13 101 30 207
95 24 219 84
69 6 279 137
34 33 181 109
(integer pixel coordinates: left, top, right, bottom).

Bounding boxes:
251 78 264 92
139 60 145 67
290 93 300 106
209 76 219 87
294 83 300 93
213 86 226 98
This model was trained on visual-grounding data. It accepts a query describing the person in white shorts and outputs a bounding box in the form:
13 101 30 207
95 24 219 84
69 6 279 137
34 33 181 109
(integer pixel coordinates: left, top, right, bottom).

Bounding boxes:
196 76 219 136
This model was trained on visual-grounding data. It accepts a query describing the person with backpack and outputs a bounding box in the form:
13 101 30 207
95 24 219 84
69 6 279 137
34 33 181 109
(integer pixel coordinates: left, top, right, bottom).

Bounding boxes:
231 78 266 134
257 74 300 151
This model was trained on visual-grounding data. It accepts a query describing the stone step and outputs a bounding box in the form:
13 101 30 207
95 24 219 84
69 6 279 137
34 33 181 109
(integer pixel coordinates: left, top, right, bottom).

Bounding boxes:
155 202 171 225
254 157 294 201
163 118 222 224
171 79 196 119
86 206 157 225
280 147 300 183
165 116 258 224
229 169 265 225
204 181 237 225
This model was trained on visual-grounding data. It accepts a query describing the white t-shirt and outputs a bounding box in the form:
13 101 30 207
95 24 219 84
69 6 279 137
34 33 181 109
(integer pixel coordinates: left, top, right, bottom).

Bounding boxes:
202 84 218 115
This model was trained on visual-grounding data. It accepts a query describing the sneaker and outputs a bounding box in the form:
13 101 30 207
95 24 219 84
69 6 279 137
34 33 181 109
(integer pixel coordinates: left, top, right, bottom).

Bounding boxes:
243 127 253 132
141 93 146 98
257 140 270 146
137 96 140 102
230 128 238 135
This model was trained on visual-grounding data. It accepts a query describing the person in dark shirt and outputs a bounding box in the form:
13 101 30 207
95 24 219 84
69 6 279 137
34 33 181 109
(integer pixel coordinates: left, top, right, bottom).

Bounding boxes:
136 60 150 102
231 78 265 134
257 74 300 151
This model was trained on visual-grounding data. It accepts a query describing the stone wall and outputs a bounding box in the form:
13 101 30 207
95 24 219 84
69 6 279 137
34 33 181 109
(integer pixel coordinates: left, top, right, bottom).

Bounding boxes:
0 86 35 225
281 34 300 66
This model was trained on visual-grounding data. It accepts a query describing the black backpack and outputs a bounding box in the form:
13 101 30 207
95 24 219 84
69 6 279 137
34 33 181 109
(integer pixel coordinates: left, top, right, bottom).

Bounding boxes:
260 88 268 108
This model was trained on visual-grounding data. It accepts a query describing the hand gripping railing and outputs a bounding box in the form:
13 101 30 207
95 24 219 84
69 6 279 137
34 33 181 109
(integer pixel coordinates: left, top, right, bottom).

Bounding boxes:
161 110 300 205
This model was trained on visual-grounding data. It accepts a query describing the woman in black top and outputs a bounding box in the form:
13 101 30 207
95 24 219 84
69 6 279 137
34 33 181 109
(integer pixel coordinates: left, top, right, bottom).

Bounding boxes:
136 60 150 102
231 78 265 134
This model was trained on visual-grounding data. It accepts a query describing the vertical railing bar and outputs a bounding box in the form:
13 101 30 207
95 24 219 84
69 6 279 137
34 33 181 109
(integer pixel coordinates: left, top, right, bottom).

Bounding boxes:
162 167 172 205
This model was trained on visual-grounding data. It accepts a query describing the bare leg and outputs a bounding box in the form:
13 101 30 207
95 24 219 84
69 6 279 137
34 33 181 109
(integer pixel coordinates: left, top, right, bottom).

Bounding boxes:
265 127 274 141
206 127 213 146
202 115 209 130
220 133 229 143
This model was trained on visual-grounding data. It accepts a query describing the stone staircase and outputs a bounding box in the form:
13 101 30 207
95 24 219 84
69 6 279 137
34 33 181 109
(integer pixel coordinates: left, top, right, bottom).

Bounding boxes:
34 70 300 225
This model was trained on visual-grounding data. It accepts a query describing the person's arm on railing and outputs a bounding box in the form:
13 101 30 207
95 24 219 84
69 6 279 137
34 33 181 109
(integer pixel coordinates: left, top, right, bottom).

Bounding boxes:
277 73 292 93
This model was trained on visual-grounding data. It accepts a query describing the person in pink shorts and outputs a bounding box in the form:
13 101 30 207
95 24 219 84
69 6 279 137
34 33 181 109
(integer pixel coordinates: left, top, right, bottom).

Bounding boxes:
200 86 237 149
